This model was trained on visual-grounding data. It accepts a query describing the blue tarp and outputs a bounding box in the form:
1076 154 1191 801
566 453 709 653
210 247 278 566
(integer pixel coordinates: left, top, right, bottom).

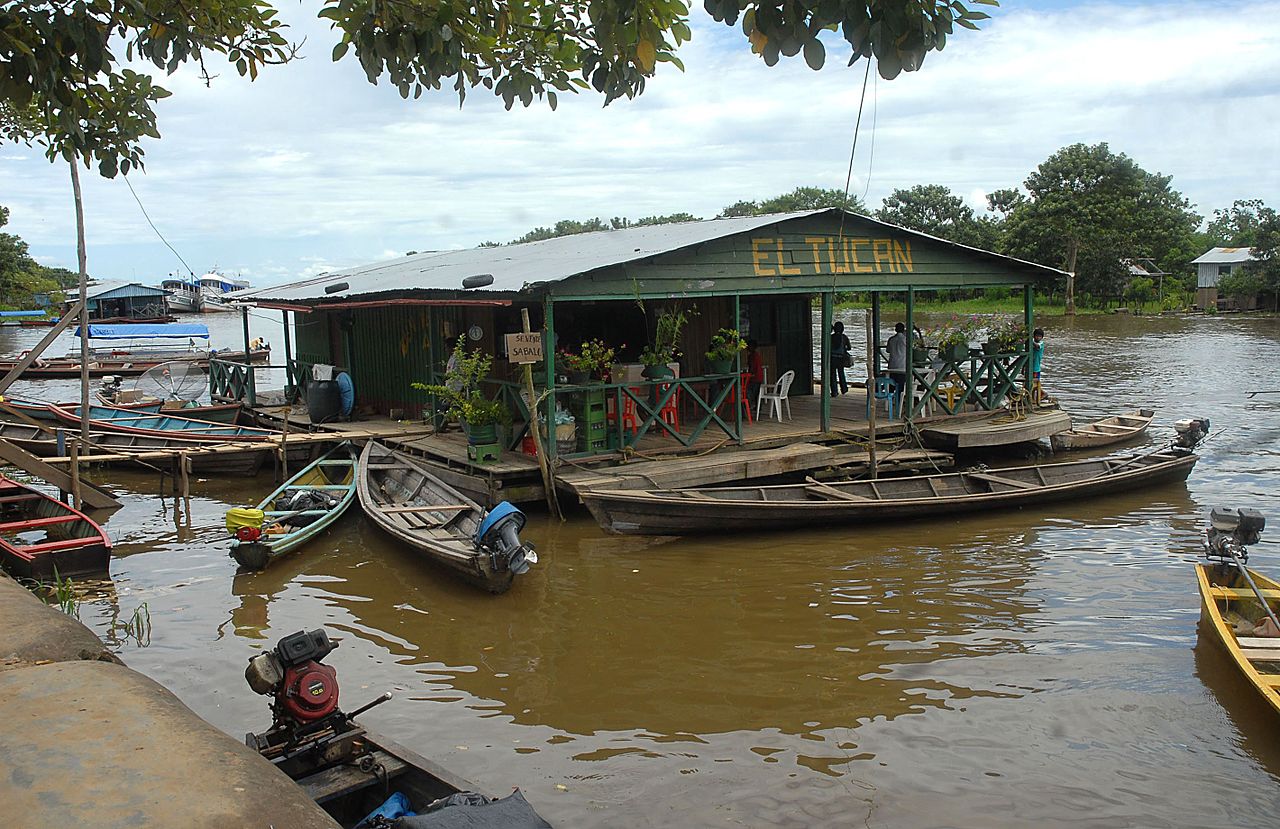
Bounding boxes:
75 323 210 339
0 310 46 317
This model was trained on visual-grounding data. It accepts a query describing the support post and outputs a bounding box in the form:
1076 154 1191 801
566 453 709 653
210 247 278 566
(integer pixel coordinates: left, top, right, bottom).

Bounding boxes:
1024 283 1035 406
905 287 915 421
70 160 90 444
871 292 881 377
864 311 878 479
820 292 833 433
733 294 743 442
523 307 561 519
542 298 556 462
281 310 294 402
179 451 191 526
68 440 81 508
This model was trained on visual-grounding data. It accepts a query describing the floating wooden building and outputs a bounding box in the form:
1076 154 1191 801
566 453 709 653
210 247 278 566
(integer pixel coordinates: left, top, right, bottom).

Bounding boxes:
224 209 1068 504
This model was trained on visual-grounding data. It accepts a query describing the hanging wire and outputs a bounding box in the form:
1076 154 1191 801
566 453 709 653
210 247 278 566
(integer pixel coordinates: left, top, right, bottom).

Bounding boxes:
123 175 196 277
861 71 879 203
833 57 875 291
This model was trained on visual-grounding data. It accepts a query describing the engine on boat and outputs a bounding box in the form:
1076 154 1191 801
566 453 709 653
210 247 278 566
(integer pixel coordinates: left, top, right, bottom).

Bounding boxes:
244 629 390 778
476 502 537 575
1172 417 1210 450
1205 507 1265 565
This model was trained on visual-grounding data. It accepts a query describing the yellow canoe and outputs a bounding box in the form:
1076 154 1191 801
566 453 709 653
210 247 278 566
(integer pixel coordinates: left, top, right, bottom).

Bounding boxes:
1196 562 1280 717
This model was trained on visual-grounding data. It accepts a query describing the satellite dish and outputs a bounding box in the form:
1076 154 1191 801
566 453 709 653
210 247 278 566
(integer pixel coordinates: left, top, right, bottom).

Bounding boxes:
135 361 208 403
462 273 494 289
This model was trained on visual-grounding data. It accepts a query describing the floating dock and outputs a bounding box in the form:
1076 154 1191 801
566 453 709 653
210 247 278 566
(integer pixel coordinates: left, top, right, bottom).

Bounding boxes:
919 408 1072 450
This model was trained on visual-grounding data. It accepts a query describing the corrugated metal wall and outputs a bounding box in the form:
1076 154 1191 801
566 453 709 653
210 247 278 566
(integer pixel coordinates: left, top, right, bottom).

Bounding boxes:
349 306 435 417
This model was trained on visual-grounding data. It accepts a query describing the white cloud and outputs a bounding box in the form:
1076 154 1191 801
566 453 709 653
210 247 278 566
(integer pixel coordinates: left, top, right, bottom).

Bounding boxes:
4 1 1279 285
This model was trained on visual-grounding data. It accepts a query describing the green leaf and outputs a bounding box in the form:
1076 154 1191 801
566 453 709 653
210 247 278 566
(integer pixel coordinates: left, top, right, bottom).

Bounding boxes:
802 37 825 70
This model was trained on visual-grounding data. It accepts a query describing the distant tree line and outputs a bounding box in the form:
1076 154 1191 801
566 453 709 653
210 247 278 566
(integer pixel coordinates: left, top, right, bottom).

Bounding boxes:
0 206 76 309
492 143 1279 312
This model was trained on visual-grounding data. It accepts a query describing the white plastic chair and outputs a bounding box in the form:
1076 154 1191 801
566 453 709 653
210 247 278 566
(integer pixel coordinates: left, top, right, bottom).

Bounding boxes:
912 369 935 417
757 369 795 422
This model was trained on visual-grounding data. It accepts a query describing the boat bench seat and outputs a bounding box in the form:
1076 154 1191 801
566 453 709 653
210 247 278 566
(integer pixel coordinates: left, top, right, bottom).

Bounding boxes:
0 514 79 531
0 494 44 504
1210 586 1280 600
297 748 408 804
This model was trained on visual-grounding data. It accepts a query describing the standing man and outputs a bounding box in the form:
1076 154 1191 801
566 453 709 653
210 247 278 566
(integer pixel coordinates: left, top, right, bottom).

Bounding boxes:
887 322 908 412
830 321 851 396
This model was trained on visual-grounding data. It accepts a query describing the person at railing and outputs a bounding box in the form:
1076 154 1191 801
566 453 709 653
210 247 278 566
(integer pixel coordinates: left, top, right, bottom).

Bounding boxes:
887 322 908 409
830 321 851 396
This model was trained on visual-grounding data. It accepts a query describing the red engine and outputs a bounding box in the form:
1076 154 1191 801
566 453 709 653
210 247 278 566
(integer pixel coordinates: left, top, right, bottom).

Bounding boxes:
245 629 342 727
280 660 339 722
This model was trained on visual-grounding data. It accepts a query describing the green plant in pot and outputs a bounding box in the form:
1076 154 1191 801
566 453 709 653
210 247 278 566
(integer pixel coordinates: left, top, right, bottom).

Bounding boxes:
413 336 510 444
640 307 693 379
704 327 745 374
561 339 615 385
937 329 971 362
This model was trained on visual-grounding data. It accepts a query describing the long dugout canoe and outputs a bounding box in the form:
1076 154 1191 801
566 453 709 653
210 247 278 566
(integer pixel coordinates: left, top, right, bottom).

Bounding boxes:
579 448 1199 536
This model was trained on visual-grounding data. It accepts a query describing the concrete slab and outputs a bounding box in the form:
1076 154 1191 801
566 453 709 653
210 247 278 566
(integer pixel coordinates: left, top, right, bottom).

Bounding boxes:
0 659 340 829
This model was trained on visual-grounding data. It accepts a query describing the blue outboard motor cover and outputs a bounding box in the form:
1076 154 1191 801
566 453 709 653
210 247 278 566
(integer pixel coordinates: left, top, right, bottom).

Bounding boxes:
476 501 525 543
335 371 355 417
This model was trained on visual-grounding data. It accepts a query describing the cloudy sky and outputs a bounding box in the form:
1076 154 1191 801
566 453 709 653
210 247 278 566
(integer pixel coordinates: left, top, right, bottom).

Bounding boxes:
4 1 1279 287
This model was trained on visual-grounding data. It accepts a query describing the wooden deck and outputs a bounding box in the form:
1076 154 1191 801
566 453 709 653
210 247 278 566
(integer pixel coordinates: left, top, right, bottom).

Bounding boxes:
918 407 1072 450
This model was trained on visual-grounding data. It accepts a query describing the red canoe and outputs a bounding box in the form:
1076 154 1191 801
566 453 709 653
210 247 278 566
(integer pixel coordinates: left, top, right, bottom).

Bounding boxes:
0 477 111 580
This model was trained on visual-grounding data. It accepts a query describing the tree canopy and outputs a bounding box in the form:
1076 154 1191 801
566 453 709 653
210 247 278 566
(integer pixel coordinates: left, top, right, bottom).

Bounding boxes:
0 205 74 307
1206 199 1270 248
718 186 864 217
997 143 1201 308
874 183 995 248
1 1 998 176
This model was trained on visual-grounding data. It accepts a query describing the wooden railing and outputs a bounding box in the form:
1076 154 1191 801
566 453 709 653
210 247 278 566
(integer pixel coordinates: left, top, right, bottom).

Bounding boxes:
209 358 256 406
488 373 746 457
908 350 1029 417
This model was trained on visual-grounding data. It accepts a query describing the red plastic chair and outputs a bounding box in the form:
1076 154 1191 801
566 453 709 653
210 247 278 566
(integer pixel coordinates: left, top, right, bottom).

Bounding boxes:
658 382 681 432
736 372 754 424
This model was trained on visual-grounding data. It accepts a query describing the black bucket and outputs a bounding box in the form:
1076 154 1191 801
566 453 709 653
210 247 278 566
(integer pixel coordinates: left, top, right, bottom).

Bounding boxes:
307 379 342 424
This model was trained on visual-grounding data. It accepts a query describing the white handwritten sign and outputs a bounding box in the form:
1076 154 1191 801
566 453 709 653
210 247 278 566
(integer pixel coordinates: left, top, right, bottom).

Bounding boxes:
505 332 544 364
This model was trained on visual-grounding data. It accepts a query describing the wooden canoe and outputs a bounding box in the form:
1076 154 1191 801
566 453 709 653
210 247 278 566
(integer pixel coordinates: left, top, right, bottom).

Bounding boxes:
1196 562 1280 717
47 403 279 442
0 418 281 475
579 447 1199 536
1050 408 1155 451
230 442 358 570
0 476 111 579
357 441 515 593
94 392 243 424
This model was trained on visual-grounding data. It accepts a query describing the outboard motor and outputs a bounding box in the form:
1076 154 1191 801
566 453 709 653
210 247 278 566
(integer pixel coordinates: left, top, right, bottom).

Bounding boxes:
1172 416 1210 451
1205 507 1265 566
476 501 537 575
100 375 122 401
244 629 390 777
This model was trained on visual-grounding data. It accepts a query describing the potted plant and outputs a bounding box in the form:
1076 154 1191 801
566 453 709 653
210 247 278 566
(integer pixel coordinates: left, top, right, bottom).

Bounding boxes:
704 327 746 374
641 308 692 379
937 329 971 362
413 336 510 445
561 339 615 385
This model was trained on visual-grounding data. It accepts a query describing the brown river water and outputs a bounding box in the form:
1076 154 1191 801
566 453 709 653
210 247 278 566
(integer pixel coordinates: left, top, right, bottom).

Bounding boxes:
4 312 1280 827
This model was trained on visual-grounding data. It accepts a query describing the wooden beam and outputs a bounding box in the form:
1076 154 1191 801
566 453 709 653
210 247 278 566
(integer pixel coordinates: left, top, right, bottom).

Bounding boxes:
382 504 470 514
804 477 870 501
963 471 1038 490
0 441 119 510
0 301 84 394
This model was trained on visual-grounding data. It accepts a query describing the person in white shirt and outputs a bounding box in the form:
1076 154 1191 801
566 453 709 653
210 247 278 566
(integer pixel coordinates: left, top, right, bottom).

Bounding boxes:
886 322 908 409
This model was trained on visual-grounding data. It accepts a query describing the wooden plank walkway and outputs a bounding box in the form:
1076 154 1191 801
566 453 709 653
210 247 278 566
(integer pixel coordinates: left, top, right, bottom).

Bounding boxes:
919 408 1072 450
557 443 952 494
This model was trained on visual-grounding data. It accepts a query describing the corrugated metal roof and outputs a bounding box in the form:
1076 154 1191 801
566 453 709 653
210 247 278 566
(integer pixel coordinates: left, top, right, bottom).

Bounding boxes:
1191 247 1257 265
84 281 171 300
234 209 1068 305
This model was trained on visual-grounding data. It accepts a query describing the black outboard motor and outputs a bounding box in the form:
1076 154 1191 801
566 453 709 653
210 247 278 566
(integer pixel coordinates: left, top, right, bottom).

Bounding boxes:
1205 507 1265 566
475 502 537 575
1172 417 1210 451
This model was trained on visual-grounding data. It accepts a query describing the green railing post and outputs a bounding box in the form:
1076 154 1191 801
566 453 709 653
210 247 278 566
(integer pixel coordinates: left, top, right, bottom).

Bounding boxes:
543 298 556 461
820 291 833 432
905 287 914 420
734 294 743 442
